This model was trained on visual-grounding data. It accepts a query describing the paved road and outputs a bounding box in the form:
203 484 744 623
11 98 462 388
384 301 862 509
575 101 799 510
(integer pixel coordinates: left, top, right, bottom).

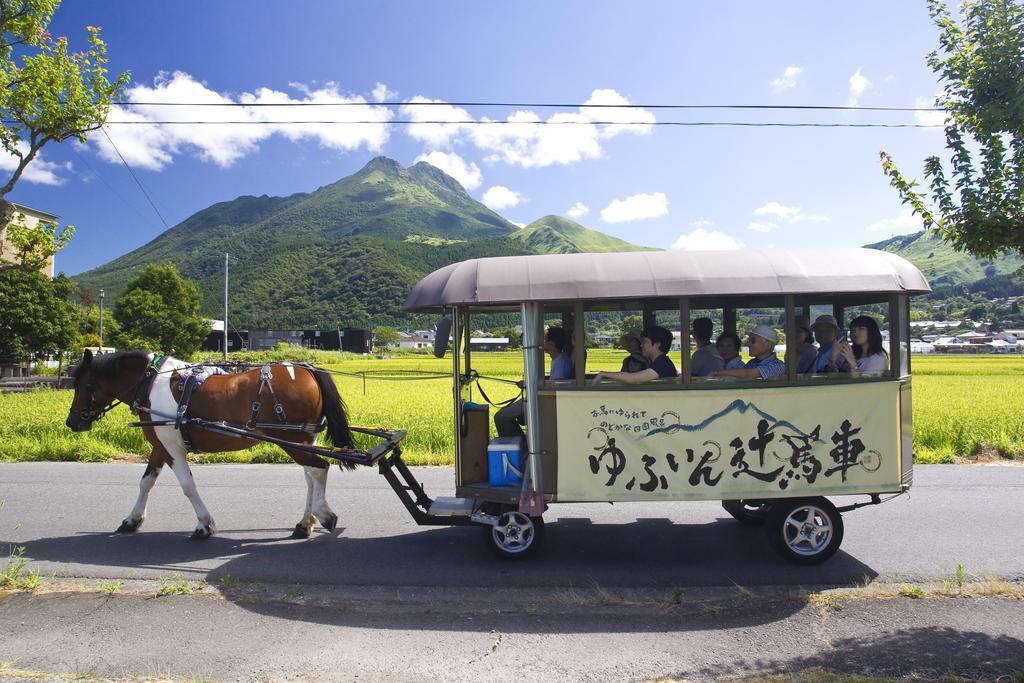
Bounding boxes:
2 585 1022 681
2 462 1021 588
2 462 1023 681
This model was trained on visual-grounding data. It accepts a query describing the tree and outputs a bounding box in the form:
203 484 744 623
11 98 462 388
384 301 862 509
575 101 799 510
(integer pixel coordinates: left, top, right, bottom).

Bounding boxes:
0 266 78 363
1 0 129 223
620 314 643 336
75 299 117 343
113 263 210 356
372 325 400 353
881 0 1024 258
0 209 73 270
493 326 522 349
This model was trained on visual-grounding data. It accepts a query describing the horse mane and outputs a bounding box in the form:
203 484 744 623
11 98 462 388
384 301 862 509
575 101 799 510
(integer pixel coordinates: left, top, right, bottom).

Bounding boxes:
74 350 152 380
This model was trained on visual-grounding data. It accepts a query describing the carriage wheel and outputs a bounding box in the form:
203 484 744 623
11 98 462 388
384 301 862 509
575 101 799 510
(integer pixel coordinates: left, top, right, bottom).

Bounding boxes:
721 499 771 525
766 497 844 565
483 509 545 560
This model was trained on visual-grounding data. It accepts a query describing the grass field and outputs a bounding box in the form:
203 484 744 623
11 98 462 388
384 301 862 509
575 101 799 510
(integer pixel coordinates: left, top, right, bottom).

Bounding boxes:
1 351 1021 465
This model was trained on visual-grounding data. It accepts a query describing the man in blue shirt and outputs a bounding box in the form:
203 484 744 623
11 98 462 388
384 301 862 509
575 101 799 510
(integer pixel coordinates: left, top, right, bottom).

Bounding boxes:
545 327 574 381
809 315 851 373
495 326 574 437
592 326 677 384
714 325 786 380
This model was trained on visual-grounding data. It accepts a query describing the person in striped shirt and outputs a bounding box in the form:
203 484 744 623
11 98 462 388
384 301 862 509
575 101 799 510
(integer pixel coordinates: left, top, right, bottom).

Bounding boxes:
713 325 786 380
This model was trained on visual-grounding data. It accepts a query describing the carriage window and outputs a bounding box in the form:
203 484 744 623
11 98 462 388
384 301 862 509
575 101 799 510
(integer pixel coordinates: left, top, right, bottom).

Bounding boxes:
840 301 892 379
538 305 579 386
686 307 727 383
584 308 646 378
796 300 892 380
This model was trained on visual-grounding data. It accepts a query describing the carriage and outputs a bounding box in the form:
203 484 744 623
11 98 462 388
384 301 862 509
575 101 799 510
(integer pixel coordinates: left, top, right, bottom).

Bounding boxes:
67 247 929 564
397 247 930 563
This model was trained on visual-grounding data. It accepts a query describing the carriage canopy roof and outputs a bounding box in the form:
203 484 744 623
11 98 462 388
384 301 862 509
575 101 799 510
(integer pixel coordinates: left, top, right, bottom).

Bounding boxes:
402 248 931 312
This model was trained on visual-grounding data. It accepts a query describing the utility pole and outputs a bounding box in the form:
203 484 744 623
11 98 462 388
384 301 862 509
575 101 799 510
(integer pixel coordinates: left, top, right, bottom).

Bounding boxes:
98 289 105 351
223 253 229 361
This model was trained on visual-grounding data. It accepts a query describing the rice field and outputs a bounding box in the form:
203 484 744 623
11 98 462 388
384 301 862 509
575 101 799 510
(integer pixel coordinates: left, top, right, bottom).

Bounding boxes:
1 351 1021 465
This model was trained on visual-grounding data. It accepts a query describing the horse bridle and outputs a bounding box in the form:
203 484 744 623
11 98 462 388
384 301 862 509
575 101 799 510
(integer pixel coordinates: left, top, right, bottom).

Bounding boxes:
70 379 125 425
71 360 161 426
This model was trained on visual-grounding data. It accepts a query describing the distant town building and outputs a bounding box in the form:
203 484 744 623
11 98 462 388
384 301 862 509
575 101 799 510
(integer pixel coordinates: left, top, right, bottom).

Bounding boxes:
0 202 59 277
470 337 509 351
397 332 431 350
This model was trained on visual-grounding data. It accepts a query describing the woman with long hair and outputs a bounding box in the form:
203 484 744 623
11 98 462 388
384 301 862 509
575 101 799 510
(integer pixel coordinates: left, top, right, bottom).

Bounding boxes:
833 315 888 377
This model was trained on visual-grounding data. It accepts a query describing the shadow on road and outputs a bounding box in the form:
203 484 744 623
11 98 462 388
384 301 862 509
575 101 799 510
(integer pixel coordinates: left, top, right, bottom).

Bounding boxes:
685 627 1024 680
8 514 881 632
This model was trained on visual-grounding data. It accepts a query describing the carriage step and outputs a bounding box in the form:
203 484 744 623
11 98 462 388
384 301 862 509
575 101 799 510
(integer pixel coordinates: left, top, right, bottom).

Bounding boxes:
427 497 475 517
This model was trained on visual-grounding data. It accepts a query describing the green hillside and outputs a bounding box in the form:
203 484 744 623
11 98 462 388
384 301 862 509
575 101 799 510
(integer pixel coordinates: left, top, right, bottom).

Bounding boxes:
865 230 1023 288
72 158 646 328
510 215 657 254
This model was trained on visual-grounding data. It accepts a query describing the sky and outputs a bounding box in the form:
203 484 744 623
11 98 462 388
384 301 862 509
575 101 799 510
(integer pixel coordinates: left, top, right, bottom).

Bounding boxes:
2 1 954 275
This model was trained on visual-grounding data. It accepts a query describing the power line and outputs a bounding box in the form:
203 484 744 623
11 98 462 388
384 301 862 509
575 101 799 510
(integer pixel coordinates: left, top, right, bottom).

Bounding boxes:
100 127 170 230
67 144 154 225
85 119 942 128
108 101 943 112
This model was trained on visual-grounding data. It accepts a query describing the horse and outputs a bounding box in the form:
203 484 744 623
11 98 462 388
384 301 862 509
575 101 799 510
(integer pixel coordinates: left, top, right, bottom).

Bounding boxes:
65 349 355 540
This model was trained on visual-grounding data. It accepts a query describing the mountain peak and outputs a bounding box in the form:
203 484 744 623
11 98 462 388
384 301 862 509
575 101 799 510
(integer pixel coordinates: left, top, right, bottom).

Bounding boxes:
512 215 657 254
409 160 468 194
360 156 405 176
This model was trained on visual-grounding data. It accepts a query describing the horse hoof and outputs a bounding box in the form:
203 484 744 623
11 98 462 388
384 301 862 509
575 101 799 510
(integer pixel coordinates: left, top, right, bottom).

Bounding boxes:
291 523 312 539
190 526 213 540
116 519 140 534
320 514 338 532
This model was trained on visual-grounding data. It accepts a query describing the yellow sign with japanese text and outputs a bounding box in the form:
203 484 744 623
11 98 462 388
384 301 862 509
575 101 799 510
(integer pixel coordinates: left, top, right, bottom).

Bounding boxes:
554 381 903 502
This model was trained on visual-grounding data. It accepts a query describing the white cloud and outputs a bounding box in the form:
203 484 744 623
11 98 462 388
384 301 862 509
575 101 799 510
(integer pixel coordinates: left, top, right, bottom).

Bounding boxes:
414 150 482 190
472 110 602 168
600 192 668 223
512 221 527 228
0 142 72 185
771 65 803 92
671 228 744 251
372 82 397 103
400 96 473 148
407 88 654 169
914 95 948 127
482 185 524 210
752 201 829 225
866 208 924 233
688 218 714 228
848 67 871 106
92 71 393 170
566 201 589 219
583 88 655 138
753 201 801 220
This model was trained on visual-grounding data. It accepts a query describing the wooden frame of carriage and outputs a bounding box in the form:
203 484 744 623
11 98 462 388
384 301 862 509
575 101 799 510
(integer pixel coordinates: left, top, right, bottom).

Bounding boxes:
401 247 931 563
65 247 928 564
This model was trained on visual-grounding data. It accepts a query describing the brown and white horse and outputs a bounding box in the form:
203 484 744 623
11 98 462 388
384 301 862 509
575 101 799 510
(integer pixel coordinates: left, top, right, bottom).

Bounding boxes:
65 350 354 539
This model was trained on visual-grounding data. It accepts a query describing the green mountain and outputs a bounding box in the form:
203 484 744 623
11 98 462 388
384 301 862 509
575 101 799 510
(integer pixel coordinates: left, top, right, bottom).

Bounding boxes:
73 157 648 328
864 230 1023 288
510 215 655 254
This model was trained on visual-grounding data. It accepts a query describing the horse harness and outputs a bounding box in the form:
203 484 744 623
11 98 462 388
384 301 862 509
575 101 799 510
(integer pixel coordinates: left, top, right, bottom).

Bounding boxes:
133 359 325 453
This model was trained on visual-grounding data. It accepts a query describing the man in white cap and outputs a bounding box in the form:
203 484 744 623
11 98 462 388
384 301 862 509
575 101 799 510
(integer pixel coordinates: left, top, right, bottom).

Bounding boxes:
713 325 786 380
808 314 851 373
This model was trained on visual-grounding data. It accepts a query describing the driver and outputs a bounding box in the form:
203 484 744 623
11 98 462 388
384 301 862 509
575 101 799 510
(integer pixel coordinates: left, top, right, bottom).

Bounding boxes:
495 326 574 438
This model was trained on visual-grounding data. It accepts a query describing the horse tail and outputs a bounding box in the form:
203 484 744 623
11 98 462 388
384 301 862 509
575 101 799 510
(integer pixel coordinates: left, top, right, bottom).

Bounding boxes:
310 368 355 466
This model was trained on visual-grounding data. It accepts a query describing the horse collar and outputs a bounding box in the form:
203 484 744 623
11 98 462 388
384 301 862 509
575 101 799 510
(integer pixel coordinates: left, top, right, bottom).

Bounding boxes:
131 354 167 416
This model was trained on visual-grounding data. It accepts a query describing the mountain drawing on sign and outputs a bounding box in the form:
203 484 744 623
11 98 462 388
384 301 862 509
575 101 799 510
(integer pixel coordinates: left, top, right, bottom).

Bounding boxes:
644 399 817 440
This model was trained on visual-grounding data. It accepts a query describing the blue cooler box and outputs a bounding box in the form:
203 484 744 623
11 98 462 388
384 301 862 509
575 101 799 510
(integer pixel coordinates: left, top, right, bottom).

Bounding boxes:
487 437 524 486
